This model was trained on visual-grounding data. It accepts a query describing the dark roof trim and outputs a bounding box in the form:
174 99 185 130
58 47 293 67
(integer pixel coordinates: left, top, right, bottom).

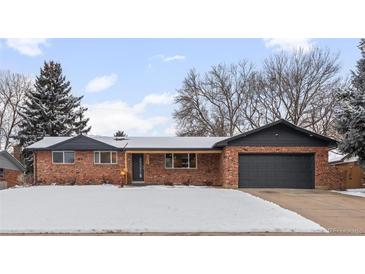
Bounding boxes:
31 147 122 151
213 119 338 148
29 135 121 151
0 150 25 172
124 148 222 151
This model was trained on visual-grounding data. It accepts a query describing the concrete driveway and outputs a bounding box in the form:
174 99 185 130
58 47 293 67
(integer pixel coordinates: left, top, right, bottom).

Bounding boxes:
242 188 365 235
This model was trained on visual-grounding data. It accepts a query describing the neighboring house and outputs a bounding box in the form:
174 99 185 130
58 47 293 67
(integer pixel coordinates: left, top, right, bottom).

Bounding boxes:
27 119 344 189
329 149 365 189
0 150 25 188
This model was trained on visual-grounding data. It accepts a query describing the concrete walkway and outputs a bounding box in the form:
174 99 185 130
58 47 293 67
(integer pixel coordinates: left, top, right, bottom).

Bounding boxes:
242 189 365 235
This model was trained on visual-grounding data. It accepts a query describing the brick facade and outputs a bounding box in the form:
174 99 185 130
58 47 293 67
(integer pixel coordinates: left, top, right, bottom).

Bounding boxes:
35 151 127 185
143 153 222 185
34 151 222 186
221 146 345 189
34 147 344 189
1 169 22 187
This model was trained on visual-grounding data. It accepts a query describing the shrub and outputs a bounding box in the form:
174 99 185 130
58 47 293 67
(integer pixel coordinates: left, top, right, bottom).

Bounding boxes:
69 177 76 185
183 179 191 186
17 173 34 186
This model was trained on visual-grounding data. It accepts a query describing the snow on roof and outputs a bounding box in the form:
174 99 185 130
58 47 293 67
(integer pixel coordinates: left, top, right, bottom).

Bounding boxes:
328 149 345 163
328 149 358 164
27 135 227 150
342 156 359 163
27 137 73 149
90 136 226 149
0 150 25 172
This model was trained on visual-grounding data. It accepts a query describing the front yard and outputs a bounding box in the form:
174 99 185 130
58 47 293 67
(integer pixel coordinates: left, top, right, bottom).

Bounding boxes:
0 185 326 233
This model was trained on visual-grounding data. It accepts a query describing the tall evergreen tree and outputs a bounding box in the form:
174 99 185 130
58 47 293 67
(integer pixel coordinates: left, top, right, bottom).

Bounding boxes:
335 39 365 168
18 61 90 171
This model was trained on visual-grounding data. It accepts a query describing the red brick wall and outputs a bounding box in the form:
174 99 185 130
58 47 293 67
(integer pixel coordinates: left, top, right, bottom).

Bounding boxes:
143 153 222 186
35 151 222 186
221 146 344 189
2 169 22 187
34 147 344 189
35 151 127 185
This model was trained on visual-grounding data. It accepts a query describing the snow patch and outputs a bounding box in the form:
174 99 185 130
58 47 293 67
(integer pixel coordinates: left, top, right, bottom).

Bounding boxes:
334 188 365 198
0 185 327 233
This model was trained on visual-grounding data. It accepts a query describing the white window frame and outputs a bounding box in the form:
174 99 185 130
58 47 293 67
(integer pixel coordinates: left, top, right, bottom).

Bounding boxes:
52 151 75 164
94 151 118 164
165 153 197 169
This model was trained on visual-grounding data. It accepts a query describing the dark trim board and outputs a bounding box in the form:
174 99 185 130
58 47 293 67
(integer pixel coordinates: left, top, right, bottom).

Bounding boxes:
46 135 120 151
238 153 315 189
214 119 337 148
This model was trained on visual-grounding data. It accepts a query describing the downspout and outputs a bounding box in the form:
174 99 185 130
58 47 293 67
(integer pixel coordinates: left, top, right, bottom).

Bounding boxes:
33 151 37 184
121 143 128 186
125 152 128 185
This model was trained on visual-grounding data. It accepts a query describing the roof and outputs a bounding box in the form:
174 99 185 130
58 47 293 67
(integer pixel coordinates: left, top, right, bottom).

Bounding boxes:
0 150 25 172
27 137 72 149
26 119 337 151
329 149 358 164
27 135 227 151
214 119 337 147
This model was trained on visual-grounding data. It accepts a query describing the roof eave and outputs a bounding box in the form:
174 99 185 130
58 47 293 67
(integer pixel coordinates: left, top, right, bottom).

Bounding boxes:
0 150 25 172
213 119 338 148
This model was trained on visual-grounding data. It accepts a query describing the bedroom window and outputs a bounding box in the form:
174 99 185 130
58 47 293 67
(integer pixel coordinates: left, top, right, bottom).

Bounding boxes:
94 151 117 164
52 151 75 164
0 168 4 178
165 153 197 169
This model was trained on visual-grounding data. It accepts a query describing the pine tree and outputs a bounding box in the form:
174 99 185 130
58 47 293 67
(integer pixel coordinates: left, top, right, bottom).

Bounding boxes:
18 61 90 171
74 106 91 135
335 39 365 168
114 130 127 138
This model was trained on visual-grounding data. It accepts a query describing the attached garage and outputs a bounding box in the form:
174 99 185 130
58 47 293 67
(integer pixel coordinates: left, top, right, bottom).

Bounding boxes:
238 154 314 188
214 119 339 189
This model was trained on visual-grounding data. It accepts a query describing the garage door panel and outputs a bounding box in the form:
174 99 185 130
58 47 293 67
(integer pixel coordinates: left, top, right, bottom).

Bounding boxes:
239 154 314 189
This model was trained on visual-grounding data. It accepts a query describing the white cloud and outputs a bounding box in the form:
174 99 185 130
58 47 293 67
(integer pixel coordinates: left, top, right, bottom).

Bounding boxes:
85 74 118 93
149 54 186 62
85 92 175 136
263 38 314 52
163 55 186 62
133 92 174 112
6 38 48 56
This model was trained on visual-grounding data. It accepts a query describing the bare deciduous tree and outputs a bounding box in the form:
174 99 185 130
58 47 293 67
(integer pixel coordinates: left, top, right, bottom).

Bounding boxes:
174 48 344 137
0 71 31 150
258 48 343 136
174 61 258 136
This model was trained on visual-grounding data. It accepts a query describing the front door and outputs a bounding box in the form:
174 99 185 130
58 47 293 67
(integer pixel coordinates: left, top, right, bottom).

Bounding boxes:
132 154 144 181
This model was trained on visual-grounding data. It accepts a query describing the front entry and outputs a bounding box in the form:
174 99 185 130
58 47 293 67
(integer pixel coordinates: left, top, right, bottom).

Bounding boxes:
132 154 144 181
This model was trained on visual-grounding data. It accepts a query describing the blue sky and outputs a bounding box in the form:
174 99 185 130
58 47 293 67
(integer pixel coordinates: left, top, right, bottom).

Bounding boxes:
0 38 361 136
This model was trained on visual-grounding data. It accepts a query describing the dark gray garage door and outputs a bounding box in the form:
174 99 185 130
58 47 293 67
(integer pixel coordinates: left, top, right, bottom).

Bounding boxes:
239 154 314 188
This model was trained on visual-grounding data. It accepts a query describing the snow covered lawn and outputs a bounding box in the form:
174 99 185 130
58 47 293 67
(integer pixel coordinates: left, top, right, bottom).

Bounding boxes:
0 185 327 233
334 188 365 198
